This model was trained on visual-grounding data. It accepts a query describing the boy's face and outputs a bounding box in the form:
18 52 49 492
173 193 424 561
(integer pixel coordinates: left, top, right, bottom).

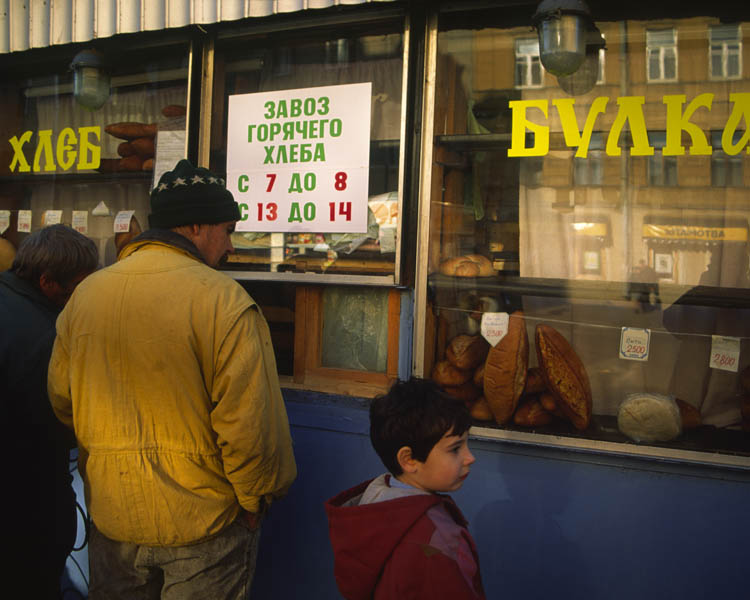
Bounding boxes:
406 430 475 493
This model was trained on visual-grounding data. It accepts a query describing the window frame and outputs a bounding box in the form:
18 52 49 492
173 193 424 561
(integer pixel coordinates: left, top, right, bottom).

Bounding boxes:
708 24 742 81
646 28 678 82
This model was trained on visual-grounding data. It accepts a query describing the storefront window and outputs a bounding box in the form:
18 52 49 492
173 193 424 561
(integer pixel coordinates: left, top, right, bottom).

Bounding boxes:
0 41 190 266
425 4 750 464
211 18 405 282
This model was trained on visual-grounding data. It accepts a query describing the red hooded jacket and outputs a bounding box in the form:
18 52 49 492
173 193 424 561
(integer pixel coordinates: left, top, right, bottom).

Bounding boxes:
325 474 485 600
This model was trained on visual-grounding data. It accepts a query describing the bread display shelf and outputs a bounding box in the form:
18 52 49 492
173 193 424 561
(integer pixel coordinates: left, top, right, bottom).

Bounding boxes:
428 274 750 310
470 414 750 458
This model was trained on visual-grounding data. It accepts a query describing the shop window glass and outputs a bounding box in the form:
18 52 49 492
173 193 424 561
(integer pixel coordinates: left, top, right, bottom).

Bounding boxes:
709 24 742 80
211 20 405 283
574 133 604 185
647 28 678 82
0 42 189 267
515 38 543 89
711 131 744 187
425 7 750 466
647 132 677 186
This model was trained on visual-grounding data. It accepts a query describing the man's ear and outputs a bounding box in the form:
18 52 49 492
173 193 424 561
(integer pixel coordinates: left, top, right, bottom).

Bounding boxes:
396 446 419 474
38 272 62 300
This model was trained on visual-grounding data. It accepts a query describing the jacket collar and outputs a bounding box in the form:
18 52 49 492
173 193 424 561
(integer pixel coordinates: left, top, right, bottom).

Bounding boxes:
0 270 60 315
121 229 206 264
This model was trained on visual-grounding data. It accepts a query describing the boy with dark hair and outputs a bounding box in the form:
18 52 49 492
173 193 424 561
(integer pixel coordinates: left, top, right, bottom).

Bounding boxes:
325 377 486 599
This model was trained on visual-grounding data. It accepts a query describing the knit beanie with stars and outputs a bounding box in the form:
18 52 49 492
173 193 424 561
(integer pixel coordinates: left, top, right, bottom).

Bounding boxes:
148 159 241 229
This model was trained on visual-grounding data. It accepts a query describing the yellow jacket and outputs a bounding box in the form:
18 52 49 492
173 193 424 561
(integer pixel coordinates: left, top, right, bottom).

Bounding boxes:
48 235 297 546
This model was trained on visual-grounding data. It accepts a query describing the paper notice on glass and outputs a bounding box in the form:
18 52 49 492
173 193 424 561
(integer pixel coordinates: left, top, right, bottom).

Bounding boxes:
152 117 186 189
619 327 650 361
72 210 88 234
17 210 31 232
0 210 9 234
43 210 63 226
481 312 509 347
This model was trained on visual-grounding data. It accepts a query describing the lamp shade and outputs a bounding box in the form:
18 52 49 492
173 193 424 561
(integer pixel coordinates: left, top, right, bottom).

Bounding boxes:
533 0 591 76
70 50 110 110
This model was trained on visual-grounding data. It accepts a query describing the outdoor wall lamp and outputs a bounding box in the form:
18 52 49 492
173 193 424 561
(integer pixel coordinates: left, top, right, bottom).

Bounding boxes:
532 0 594 76
70 49 110 110
557 27 606 95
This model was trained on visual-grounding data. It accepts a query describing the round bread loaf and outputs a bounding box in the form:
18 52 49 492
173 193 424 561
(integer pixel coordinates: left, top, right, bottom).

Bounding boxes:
524 367 547 395
469 396 494 421
439 254 496 277
432 359 472 387
472 363 484 388
446 334 489 371
618 393 681 442
483 311 528 425
535 324 592 430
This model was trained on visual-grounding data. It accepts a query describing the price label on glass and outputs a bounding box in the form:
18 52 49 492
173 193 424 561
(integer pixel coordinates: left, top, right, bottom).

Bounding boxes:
72 210 88 234
114 210 136 233
43 210 63 226
710 336 740 372
619 327 650 361
481 312 509 347
17 210 31 232
0 210 9 234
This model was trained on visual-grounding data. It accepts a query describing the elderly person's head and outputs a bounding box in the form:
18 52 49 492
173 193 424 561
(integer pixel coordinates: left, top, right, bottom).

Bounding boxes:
149 159 241 267
11 224 99 307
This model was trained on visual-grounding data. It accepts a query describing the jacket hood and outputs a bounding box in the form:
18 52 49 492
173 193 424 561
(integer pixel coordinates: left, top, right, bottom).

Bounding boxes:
324 477 444 600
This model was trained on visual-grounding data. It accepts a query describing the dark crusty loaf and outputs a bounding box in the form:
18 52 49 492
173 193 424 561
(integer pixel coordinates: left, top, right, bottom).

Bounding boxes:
535 324 592 430
523 367 547 395
675 398 701 429
513 397 553 427
432 359 472 387
483 311 528 425
446 334 489 371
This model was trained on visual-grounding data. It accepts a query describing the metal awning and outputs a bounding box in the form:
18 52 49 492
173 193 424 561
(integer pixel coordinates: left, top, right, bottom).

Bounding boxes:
0 0 394 54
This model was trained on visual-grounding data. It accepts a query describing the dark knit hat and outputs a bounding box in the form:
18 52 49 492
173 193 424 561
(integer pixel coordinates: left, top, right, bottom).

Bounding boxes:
149 159 241 229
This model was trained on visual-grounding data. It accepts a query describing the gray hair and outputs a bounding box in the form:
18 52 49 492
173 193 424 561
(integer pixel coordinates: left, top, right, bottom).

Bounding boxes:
11 224 99 285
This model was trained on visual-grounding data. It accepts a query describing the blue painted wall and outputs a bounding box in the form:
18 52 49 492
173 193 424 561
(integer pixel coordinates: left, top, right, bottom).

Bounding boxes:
251 393 750 600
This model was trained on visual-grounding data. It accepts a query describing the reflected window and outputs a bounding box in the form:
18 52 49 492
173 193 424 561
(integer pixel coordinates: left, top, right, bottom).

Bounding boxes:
515 38 543 88
709 24 742 80
711 131 744 187
646 28 678 82
574 133 604 185
648 132 677 186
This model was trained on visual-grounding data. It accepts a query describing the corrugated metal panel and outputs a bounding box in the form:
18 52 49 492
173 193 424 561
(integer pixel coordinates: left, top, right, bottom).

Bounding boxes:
1 0 394 54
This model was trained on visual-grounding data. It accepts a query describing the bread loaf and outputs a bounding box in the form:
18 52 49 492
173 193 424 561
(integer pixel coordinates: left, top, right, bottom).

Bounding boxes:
618 393 681 442
130 137 155 158
513 398 553 427
675 398 701 429
483 311 528 425
142 158 154 171
469 396 494 421
439 254 496 277
446 334 489 371
117 141 135 157
105 122 157 140
535 324 592 430
162 104 187 118
118 155 143 171
432 360 472 387
97 158 122 173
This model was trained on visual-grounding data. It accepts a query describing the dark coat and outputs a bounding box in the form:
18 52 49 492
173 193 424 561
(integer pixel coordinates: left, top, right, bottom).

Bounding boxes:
0 270 77 595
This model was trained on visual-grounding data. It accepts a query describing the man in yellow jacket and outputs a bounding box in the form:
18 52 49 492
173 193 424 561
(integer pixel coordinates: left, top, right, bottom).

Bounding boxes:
48 159 297 599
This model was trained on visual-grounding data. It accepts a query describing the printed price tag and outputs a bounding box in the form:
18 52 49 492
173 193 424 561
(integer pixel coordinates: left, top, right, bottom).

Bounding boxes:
72 210 88 234
43 210 63 226
619 327 650 361
114 210 136 233
17 210 31 232
0 210 9 234
481 312 509 347
710 336 740 372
